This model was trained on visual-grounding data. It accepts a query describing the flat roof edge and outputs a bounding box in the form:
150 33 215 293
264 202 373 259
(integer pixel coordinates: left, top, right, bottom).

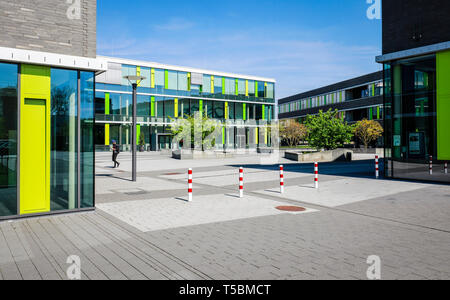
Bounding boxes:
97 55 276 83
376 41 450 63
0 46 108 73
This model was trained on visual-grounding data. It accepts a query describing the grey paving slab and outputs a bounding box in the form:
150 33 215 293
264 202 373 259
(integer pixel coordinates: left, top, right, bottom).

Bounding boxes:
1 156 450 280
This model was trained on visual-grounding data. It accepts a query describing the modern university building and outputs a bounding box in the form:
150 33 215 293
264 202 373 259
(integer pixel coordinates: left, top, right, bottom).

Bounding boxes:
0 0 276 220
278 71 383 126
94 57 276 152
376 0 450 183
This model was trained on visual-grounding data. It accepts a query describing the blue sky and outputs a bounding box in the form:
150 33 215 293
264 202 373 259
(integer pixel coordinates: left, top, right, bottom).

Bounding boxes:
97 0 382 99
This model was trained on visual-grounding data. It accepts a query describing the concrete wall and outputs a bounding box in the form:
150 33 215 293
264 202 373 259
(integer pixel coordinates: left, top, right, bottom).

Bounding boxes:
382 0 450 54
0 0 96 58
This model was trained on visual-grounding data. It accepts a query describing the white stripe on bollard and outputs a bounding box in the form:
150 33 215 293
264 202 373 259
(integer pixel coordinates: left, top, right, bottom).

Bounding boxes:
375 155 379 179
445 162 448 174
429 156 433 175
239 167 244 198
280 165 284 194
314 162 319 189
188 168 193 202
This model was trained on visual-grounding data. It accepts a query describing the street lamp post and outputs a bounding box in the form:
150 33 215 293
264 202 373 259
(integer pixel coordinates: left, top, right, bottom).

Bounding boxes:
124 75 146 182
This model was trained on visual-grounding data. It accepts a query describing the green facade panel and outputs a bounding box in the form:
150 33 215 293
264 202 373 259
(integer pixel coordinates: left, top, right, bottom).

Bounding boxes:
437 50 450 160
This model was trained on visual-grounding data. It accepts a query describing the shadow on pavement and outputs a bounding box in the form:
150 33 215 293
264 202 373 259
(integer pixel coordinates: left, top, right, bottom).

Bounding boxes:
227 159 384 180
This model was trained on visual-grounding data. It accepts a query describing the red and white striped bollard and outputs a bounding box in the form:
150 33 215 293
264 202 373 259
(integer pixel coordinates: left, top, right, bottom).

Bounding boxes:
429 156 433 175
375 155 380 179
239 167 244 198
314 162 319 189
188 168 193 202
280 165 284 194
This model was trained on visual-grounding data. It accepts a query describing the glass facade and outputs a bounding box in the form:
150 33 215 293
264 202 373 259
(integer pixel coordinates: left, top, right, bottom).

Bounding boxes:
50 68 78 211
80 71 95 208
94 61 276 152
279 81 383 114
384 55 449 183
0 63 18 217
0 61 96 219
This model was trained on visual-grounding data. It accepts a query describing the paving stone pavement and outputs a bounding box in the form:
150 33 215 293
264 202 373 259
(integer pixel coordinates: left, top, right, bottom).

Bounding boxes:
1 154 449 280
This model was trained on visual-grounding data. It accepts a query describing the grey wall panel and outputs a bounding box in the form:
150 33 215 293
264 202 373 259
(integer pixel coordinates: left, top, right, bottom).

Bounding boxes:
0 0 96 58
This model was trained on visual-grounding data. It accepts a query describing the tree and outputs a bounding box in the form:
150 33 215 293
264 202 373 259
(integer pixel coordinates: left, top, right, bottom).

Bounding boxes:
279 119 307 147
354 119 384 149
169 114 221 151
304 109 354 150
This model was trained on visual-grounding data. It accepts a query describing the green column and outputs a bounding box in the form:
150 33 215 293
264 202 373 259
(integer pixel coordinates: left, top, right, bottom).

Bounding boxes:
243 103 247 120
164 70 169 89
262 105 266 120
437 50 450 160
151 96 155 117
393 64 402 159
136 125 141 145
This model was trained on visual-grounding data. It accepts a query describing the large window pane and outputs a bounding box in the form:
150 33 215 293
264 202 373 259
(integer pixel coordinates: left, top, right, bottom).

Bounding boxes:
0 63 18 217
50 68 78 211
167 70 178 90
139 67 151 88
248 80 255 97
165 99 175 118
137 95 150 116
122 65 137 86
80 71 95 208
177 72 188 91
203 100 213 118
238 79 246 95
154 69 165 89
202 75 211 94
267 83 274 99
214 76 223 96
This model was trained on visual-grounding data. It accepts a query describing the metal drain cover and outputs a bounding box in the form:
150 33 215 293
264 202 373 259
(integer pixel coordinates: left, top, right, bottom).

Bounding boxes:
276 206 306 212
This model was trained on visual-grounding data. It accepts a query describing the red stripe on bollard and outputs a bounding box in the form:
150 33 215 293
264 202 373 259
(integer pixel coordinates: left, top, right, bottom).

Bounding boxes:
314 162 319 189
188 168 193 202
280 165 284 194
239 167 244 198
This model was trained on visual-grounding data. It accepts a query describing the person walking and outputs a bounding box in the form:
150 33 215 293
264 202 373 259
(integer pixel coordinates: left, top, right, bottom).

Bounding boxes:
112 140 120 168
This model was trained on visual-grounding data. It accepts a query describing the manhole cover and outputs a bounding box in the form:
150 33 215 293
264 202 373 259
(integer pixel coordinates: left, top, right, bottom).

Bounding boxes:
163 172 182 176
276 206 306 212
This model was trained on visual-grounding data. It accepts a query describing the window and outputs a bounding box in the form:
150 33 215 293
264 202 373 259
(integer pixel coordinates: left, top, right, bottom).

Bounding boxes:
80 71 95 208
137 95 150 116
203 75 212 94
167 70 178 90
122 65 137 86
228 102 235 119
214 76 223 95
203 100 213 118
154 69 165 89
235 103 244 119
164 99 175 118
224 78 235 95
177 72 188 91
238 79 246 95
257 82 265 98
139 67 151 88
50 68 78 211
0 62 18 217
266 83 274 99
248 80 255 97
